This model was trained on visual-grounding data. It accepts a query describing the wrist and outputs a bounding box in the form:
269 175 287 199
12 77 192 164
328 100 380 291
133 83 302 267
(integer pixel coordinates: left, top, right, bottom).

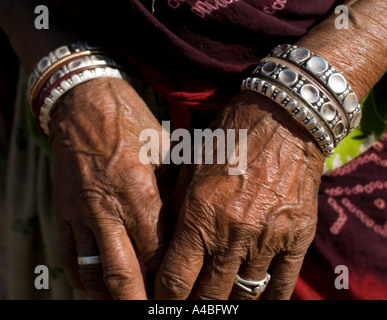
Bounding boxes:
226 90 325 165
27 40 128 136
295 1 387 101
48 77 164 150
49 77 130 139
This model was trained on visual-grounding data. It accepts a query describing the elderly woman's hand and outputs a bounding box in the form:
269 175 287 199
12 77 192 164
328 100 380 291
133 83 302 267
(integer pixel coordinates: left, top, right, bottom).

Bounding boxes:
154 90 325 300
48 77 170 299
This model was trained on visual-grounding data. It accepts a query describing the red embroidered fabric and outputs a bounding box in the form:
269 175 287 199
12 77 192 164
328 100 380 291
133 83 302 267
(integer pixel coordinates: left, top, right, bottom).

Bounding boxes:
293 134 387 300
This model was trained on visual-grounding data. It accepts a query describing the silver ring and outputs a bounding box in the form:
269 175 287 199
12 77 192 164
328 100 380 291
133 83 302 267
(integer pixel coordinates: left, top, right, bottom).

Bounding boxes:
77 255 102 265
234 273 271 296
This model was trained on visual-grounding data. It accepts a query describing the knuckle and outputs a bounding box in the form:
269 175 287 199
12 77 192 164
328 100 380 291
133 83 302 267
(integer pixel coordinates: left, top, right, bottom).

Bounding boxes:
140 247 164 274
79 187 106 203
78 265 104 286
103 267 137 296
230 289 257 300
140 179 159 199
158 269 192 298
184 194 215 227
194 291 224 300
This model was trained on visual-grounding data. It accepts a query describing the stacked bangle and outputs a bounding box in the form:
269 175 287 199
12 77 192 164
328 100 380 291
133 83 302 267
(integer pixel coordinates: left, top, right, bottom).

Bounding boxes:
268 44 362 132
28 41 127 136
242 44 362 158
28 41 102 98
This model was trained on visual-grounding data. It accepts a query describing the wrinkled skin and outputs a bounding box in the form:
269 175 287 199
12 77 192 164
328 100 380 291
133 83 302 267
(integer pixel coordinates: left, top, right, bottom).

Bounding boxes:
49 78 171 299
49 77 324 300
1 0 385 302
154 90 325 300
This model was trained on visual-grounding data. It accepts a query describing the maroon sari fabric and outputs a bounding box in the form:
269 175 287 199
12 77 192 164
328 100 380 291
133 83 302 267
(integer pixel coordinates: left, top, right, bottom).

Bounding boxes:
51 0 338 128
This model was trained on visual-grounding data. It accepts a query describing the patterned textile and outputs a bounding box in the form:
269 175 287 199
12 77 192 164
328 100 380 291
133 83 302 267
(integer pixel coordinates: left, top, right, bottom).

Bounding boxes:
324 76 387 173
293 133 387 299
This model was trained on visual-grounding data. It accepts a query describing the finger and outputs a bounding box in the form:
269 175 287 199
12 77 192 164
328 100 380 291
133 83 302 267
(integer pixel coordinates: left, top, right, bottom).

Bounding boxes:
189 255 242 300
93 220 148 300
153 223 205 300
55 219 87 297
229 251 274 300
72 225 112 299
260 251 307 300
124 171 170 276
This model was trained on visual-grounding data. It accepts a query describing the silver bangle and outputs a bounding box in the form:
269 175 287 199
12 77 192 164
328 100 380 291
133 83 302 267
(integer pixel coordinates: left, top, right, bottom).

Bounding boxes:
37 54 121 99
268 44 362 133
242 44 362 157
39 66 124 136
28 41 103 94
251 58 349 146
242 76 336 157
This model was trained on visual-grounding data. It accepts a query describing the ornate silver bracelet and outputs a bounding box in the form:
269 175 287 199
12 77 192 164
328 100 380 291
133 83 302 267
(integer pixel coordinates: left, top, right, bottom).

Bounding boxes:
27 41 130 136
242 76 336 157
242 44 362 157
252 58 348 146
38 54 121 97
268 44 362 132
28 41 103 95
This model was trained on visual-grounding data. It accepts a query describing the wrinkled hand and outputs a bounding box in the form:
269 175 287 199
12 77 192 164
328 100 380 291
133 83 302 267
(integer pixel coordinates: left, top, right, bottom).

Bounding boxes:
154 91 325 300
49 78 170 299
